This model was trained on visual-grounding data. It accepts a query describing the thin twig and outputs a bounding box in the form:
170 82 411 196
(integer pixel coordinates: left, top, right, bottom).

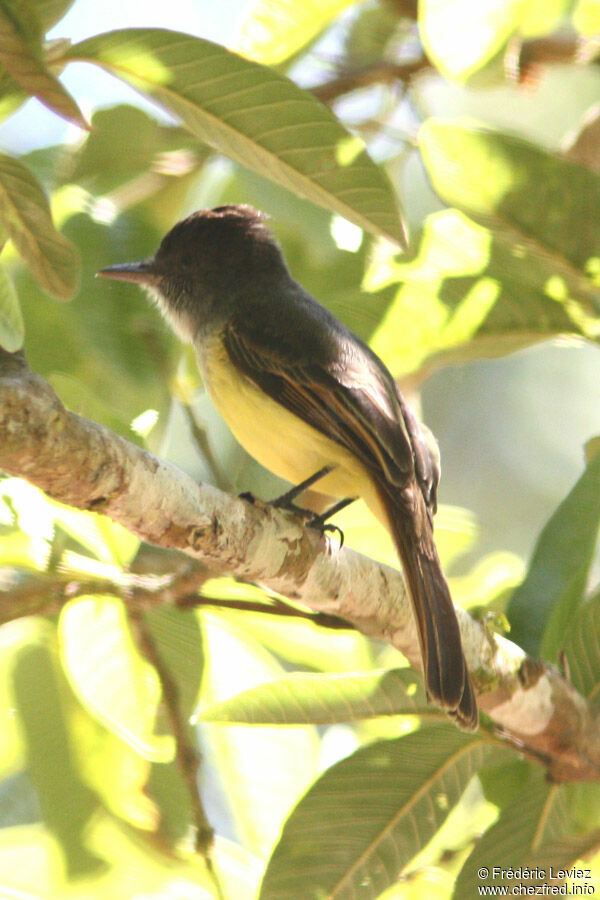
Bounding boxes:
128 607 215 852
0 565 352 631
181 402 231 492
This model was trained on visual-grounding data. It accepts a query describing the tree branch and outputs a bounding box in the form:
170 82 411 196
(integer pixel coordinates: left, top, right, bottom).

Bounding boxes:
1 349 599 782
310 36 591 106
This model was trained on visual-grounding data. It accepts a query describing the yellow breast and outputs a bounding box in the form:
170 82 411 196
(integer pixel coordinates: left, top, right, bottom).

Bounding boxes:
197 334 383 516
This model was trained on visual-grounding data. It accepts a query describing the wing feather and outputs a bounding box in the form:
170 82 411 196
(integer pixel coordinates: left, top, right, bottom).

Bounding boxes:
224 322 413 488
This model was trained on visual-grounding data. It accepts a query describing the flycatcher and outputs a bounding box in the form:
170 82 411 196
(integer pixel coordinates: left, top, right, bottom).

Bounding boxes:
98 204 477 730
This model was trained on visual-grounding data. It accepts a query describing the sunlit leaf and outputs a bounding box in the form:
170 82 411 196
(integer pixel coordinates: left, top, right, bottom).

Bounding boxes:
0 528 50 570
0 814 228 898
420 0 570 83
573 0 600 34
52 503 140 567
213 836 264 900
0 0 87 129
0 476 138 569
200 611 320 857
335 497 477 570
0 260 24 351
365 209 592 377
507 450 600 659
260 725 498 900
519 0 571 37
59 595 175 762
197 667 429 724
65 29 406 246
450 550 524 612
236 0 359 65
420 0 523 82
1 478 55 538
72 710 157 831
419 121 600 291
0 152 80 299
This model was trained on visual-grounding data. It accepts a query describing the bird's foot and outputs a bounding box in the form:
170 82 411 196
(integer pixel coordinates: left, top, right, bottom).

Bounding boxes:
242 468 356 547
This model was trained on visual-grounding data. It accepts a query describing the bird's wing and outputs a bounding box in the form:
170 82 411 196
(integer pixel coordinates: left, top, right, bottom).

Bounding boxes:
224 316 415 489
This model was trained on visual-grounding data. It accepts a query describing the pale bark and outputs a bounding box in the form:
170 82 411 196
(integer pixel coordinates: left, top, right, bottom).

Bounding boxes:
1 348 599 781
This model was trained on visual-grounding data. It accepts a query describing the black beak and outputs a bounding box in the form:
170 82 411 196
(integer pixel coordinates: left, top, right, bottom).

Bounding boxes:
96 260 159 285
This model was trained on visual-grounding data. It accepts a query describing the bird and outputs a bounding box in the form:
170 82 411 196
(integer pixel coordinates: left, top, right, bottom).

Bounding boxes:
98 204 477 730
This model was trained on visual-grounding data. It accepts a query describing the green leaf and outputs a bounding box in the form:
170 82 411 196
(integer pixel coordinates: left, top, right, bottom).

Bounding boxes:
0 814 228 899
0 261 24 351
70 104 204 198
0 0 87 129
259 725 497 900
35 0 76 31
455 772 600 897
236 0 359 65
506 450 600 659
197 668 429 725
419 121 600 300
50 500 140 567
0 152 80 299
144 607 204 720
365 208 593 377
58 595 175 762
563 591 600 700
343 1 405 68
65 29 406 246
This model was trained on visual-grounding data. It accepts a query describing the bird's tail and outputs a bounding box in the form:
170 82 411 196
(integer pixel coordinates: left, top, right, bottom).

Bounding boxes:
378 486 477 731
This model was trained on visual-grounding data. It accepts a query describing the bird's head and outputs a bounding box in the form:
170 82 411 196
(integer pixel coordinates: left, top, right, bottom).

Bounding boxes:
97 205 287 341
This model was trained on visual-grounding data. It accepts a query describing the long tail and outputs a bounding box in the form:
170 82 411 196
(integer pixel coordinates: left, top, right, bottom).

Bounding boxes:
378 485 477 731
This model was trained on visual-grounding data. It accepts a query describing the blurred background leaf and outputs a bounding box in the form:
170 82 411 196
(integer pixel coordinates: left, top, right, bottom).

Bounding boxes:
507 448 600 658
0 151 80 298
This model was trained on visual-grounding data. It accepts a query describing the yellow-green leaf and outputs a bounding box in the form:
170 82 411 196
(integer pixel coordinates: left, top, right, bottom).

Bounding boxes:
0 0 87 129
365 209 594 378
0 152 80 299
197 668 429 724
573 0 600 34
421 0 572 83
236 0 359 65
420 0 523 82
59 595 175 762
65 29 406 246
